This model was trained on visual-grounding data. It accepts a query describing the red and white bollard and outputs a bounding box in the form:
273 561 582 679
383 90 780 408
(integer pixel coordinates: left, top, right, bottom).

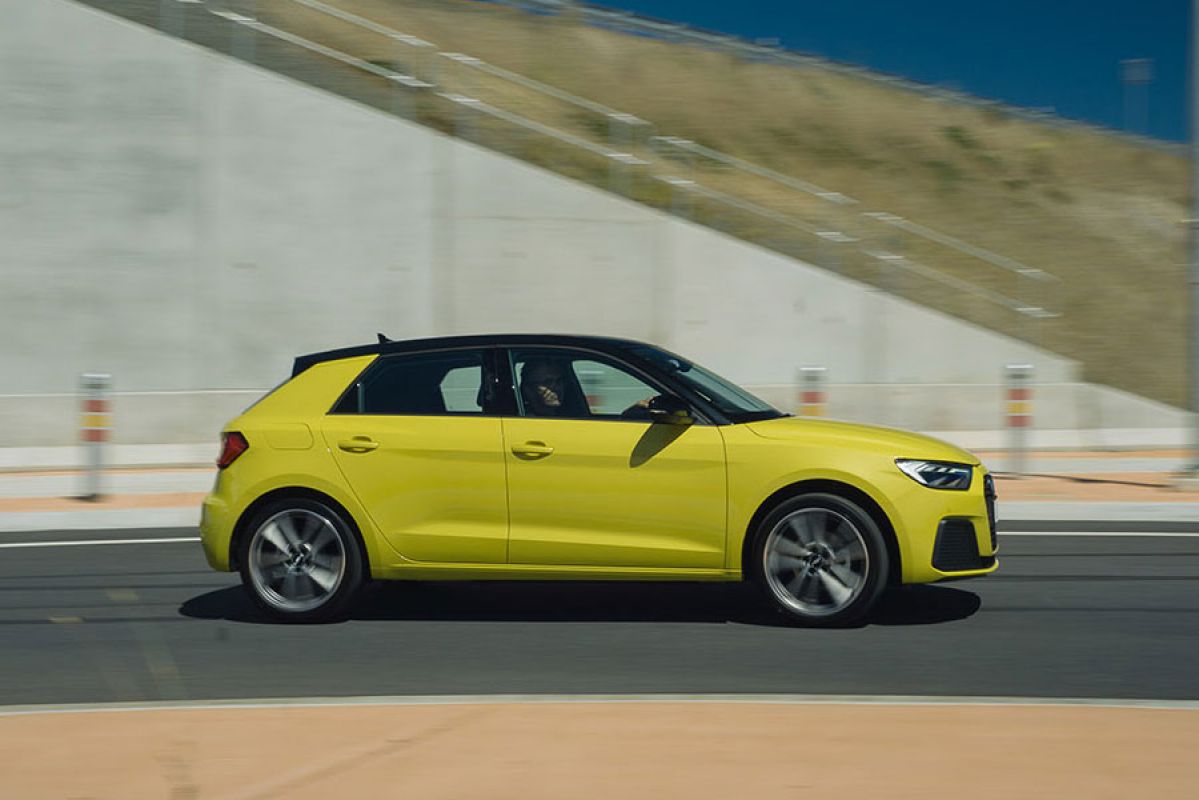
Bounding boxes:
1005 364 1033 475
798 366 828 417
80 373 111 501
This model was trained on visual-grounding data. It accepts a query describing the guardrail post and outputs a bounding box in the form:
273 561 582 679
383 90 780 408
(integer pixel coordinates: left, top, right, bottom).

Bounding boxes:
391 37 412 119
882 224 906 297
664 143 697 218
665 177 694 220
451 56 477 140
424 46 441 89
79 373 112 501
159 0 182 37
1005 364 1033 475
798 366 828 417
608 113 634 196
391 77 410 119
231 0 256 64
816 229 854 275
608 113 621 194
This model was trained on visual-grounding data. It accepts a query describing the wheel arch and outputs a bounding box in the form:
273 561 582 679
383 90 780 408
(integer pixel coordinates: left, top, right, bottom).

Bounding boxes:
740 479 902 586
228 486 369 573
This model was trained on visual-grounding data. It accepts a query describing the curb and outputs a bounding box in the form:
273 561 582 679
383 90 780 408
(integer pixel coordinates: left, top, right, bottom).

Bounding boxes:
3 501 1199 533
4 693 1199 716
0 508 201 533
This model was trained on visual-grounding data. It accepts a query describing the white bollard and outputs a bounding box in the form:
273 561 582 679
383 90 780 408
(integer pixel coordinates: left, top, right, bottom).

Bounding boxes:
79 373 112 501
797 366 828 417
1005 364 1033 475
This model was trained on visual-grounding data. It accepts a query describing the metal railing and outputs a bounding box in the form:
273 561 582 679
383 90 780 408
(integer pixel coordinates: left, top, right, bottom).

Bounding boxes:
651 135 1063 318
161 0 1067 334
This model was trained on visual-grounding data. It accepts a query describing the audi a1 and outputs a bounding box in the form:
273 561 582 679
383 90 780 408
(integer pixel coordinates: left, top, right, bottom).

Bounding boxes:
200 334 998 625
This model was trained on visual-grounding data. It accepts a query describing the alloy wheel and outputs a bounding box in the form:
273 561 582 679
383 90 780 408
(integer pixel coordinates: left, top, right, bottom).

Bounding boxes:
248 508 347 613
762 507 870 618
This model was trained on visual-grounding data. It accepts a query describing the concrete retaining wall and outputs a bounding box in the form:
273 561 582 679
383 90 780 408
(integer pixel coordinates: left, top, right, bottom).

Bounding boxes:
1 0 1183 447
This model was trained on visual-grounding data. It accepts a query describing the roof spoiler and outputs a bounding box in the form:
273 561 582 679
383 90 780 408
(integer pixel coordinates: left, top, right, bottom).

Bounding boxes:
292 337 388 377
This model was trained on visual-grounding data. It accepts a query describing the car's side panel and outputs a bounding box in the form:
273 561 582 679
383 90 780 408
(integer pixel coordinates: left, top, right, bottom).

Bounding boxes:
502 417 727 568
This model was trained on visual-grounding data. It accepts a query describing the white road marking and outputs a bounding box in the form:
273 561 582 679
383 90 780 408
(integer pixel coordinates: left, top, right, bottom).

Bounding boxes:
1001 532 1199 538
0 537 199 549
0 693 1196 717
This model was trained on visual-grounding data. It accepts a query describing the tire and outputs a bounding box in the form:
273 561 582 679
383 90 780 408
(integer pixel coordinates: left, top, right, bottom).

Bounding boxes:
237 497 365 623
748 493 889 627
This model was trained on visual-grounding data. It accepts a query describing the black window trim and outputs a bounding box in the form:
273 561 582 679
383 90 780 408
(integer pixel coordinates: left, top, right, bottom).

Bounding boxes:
296 332 775 425
326 345 507 418
321 339 749 425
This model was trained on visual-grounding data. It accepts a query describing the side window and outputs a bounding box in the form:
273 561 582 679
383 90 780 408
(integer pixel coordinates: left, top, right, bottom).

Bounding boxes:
441 365 484 412
335 351 487 415
511 349 659 420
572 360 657 417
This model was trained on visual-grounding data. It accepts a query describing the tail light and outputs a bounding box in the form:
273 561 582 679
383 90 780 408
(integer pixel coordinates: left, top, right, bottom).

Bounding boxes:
217 431 249 469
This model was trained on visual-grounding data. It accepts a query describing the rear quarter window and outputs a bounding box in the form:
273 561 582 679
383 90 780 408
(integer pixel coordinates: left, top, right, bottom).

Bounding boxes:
332 350 487 416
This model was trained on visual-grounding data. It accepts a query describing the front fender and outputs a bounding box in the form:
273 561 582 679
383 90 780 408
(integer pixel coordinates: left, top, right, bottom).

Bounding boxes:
721 425 914 576
726 465 911 575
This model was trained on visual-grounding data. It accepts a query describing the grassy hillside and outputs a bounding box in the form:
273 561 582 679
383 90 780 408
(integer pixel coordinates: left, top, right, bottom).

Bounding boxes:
260 0 1190 406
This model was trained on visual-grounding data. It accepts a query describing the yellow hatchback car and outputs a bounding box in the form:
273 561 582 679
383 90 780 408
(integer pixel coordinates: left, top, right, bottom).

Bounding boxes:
200 335 997 625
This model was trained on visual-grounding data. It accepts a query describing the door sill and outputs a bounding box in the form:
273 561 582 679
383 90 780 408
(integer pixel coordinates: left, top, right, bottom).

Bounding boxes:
378 563 741 581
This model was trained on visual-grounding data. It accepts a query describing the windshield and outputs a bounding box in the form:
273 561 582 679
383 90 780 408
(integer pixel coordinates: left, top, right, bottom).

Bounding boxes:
628 345 785 423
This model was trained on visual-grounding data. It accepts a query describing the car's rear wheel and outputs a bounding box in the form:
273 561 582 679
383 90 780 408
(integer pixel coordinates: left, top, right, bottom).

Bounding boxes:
238 497 364 623
749 493 889 626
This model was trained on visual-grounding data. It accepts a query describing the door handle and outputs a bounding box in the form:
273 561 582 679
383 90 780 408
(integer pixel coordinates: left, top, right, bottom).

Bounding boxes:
511 441 554 458
338 437 379 453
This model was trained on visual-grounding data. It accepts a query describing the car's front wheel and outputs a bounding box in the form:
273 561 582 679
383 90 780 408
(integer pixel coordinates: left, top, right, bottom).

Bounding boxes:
749 493 889 627
238 497 364 623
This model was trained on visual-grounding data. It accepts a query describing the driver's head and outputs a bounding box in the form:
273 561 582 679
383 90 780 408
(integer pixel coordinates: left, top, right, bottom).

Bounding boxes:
521 358 567 415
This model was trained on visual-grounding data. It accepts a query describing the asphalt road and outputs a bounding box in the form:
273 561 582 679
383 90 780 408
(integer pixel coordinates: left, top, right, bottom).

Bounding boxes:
1 523 1197 706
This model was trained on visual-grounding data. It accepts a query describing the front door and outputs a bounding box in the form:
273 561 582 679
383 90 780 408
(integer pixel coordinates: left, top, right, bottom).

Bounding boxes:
502 347 727 569
323 348 509 564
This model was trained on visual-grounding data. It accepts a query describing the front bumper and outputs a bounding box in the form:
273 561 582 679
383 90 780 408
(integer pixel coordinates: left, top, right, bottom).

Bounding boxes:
897 468 998 583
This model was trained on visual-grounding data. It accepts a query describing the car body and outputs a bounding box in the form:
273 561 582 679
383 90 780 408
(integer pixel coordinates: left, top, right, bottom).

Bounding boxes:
200 334 998 624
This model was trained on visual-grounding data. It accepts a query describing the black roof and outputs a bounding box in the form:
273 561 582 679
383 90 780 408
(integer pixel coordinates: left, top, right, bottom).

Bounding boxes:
291 333 654 377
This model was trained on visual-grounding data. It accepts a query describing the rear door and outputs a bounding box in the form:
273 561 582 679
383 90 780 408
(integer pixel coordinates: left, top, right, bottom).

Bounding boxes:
322 348 509 564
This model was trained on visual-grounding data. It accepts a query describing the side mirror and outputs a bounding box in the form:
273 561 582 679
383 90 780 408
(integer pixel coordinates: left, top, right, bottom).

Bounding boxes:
647 394 694 425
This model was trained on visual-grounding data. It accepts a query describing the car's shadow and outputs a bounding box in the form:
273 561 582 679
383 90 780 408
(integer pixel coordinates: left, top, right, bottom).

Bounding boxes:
180 581 980 628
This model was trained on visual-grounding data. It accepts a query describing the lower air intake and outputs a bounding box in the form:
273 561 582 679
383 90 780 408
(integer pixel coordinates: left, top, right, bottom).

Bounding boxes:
932 518 993 572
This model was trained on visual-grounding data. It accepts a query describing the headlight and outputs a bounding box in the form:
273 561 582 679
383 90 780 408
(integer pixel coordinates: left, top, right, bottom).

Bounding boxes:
896 459 973 490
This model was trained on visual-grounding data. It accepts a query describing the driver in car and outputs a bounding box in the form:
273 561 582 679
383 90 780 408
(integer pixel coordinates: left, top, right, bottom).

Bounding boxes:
520 359 571 417
520 358 657 420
